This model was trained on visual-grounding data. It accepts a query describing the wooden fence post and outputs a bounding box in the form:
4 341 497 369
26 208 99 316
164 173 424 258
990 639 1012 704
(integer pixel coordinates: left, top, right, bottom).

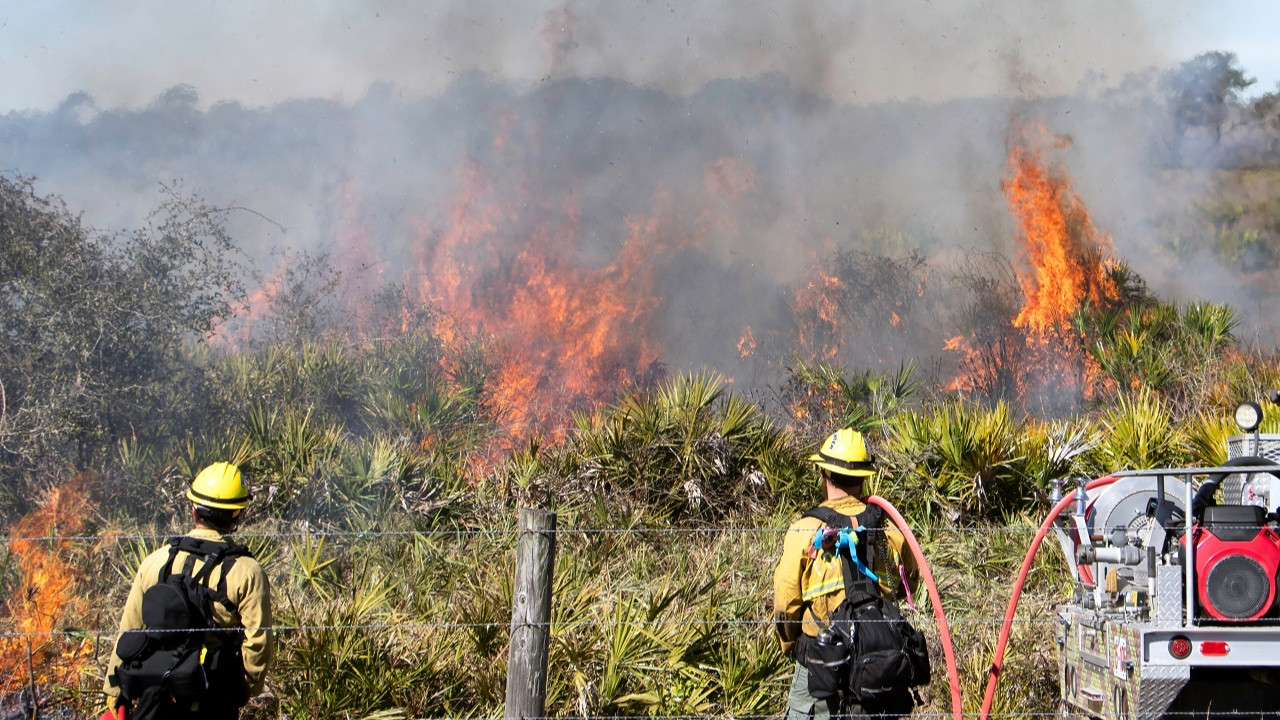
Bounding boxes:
505 507 556 720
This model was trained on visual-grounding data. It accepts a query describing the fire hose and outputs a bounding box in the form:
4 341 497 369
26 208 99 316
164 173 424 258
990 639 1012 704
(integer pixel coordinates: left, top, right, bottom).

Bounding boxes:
807 483 1118 720
866 496 962 720
976 476 1120 720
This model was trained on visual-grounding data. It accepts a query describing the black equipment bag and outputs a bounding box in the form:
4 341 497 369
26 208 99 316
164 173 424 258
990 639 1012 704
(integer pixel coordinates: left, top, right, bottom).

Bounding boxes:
112 536 253 718
800 505 930 707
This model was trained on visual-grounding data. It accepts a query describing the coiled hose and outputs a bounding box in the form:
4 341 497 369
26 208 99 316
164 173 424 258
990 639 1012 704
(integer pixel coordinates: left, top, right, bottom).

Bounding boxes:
866 496 962 720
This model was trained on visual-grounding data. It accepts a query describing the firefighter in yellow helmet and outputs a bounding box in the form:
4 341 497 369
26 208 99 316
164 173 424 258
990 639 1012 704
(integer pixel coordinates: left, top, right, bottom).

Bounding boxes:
773 429 919 720
103 462 273 719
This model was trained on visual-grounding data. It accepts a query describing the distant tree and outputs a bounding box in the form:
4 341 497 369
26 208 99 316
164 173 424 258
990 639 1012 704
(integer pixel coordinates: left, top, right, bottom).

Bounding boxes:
0 174 244 500
1247 87 1280 162
1163 51 1255 164
257 249 344 348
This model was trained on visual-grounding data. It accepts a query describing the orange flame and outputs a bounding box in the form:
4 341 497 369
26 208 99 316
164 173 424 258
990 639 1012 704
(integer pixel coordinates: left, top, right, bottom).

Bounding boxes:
208 261 288 347
1002 124 1117 335
222 135 766 461
790 267 845 362
411 149 751 461
942 123 1119 404
0 479 94 695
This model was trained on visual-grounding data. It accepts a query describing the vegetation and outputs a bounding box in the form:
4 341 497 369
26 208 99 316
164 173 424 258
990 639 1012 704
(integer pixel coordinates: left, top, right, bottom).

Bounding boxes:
9 306 1274 720
0 175 244 515
7 49 1280 718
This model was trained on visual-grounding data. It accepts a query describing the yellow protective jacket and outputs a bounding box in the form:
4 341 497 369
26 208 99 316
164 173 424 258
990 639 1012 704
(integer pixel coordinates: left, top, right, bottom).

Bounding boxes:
772 496 918 658
103 527 273 710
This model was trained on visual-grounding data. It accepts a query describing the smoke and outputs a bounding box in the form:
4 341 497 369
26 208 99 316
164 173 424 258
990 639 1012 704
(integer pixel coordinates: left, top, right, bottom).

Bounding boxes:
1 0 1187 111
1 0 1276 411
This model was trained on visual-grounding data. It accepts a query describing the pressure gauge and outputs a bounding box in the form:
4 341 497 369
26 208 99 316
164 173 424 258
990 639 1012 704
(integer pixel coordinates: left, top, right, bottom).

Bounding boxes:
1235 401 1263 432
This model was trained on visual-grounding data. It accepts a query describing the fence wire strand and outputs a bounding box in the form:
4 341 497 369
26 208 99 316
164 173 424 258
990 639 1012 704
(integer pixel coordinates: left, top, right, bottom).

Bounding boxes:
1 523 1074 545
2 615 1082 641
396 714 1280 720
0 521 1122 640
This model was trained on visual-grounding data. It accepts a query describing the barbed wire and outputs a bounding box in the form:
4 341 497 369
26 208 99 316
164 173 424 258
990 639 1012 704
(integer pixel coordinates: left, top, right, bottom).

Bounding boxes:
376 707 1280 712
0 522 1092 545
0 614 1171 641
1 527 516 545
0 713 1265 720
0 707 1264 719
505 714 1280 719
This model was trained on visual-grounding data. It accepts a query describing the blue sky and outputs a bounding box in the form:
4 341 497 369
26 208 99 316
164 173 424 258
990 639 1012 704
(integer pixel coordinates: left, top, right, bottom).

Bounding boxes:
1148 0 1280 97
1 0 1277 112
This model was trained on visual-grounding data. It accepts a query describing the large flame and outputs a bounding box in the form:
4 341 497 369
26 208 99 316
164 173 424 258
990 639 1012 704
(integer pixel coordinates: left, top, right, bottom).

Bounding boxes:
1003 124 1117 335
408 147 757 457
413 160 663 450
0 479 94 696
206 120 765 466
945 123 1118 404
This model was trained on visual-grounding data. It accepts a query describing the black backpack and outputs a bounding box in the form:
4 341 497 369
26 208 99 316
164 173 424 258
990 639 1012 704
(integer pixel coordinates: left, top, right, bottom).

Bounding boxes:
111 536 253 719
800 505 931 709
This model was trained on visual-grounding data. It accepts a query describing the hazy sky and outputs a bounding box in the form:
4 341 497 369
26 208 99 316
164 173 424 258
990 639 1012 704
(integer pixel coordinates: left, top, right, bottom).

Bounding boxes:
2 0 1278 112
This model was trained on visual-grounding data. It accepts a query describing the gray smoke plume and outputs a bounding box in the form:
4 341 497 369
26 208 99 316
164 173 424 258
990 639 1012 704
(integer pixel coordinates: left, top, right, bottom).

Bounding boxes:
1 0 1275 411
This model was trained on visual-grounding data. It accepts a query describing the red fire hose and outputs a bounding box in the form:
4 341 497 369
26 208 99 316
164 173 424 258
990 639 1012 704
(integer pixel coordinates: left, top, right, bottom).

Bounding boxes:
977 476 1119 720
866 496 962 720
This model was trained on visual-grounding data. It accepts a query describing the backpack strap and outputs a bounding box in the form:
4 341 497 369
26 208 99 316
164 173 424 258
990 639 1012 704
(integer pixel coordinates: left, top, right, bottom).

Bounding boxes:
802 505 852 529
802 504 880 602
848 505 890 603
157 536 190 584
852 504 886 569
157 536 254 614
206 544 252 614
214 554 242 608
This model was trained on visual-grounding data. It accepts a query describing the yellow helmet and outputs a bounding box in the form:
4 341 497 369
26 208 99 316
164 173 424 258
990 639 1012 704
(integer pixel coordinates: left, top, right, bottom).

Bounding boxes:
809 428 876 477
187 462 252 510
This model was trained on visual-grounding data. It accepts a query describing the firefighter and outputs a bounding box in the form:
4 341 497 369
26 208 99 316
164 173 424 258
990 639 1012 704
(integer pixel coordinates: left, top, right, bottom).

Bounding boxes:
103 462 273 719
773 428 920 720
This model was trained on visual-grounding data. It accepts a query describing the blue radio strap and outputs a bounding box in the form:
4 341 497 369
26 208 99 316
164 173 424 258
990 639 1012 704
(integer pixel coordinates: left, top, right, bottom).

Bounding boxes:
837 527 879 582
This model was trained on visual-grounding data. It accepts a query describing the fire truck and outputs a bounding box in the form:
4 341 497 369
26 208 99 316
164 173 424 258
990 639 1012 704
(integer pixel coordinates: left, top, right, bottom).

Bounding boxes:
1053 398 1280 719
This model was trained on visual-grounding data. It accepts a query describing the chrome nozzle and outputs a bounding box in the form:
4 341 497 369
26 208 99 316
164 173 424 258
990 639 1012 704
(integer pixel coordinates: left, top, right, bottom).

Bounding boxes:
1075 476 1089 517
1048 477 1064 505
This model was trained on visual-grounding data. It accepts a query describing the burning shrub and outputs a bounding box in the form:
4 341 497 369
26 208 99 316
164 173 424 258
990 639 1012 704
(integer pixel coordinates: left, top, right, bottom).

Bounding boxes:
943 123 1134 415
945 251 1024 394
783 247 938 372
0 476 96 711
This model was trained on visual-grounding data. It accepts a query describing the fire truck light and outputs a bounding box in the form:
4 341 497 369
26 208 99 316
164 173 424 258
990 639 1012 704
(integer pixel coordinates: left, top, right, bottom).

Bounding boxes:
1169 636 1192 659
1235 401 1262 431
1199 641 1230 656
